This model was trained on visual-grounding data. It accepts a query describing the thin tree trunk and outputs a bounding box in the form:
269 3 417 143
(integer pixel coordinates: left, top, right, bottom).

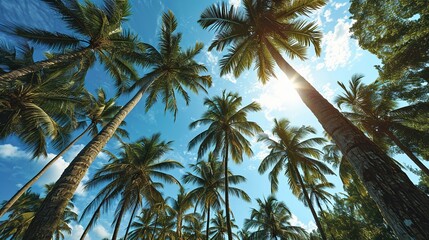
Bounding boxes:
264 40 429 239
176 214 182 240
0 123 93 218
384 129 429 176
316 198 336 240
23 79 155 240
223 135 233 240
0 48 91 82
112 204 127 240
150 215 159 240
206 202 211 240
293 166 327 240
80 199 102 240
123 201 139 240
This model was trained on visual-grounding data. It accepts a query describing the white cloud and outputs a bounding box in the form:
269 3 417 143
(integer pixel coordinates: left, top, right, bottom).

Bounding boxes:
324 10 333 22
0 144 30 159
333 2 347 10
92 225 110 239
229 0 241 8
290 214 318 232
322 19 353 71
36 153 69 188
247 164 257 171
316 63 325 70
223 73 237 83
64 223 89 240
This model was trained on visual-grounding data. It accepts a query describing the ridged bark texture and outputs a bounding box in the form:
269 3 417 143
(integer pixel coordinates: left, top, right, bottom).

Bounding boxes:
0 48 91 82
0 124 92 218
22 83 151 240
265 40 429 239
293 165 327 240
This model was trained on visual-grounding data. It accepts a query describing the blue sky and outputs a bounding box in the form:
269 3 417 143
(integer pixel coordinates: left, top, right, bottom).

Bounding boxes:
1 0 418 239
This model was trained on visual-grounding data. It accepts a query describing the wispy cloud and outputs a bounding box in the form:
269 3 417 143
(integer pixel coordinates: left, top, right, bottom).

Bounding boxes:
229 0 241 9
290 214 318 232
322 19 353 71
0 144 30 159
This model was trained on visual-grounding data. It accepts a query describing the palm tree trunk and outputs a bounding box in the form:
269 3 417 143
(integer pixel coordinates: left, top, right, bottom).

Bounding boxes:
22 79 156 240
264 39 429 239
293 166 327 240
206 202 211 240
223 135 233 240
0 48 91 82
150 215 159 240
316 198 336 240
383 129 429 176
80 201 102 240
112 204 127 240
123 201 139 240
0 123 93 218
176 214 182 240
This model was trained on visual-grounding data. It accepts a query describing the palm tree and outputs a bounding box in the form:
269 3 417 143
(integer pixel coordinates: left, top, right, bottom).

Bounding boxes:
170 187 194 240
188 91 261 240
244 195 307 239
128 208 155 240
0 184 77 240
198 1 429 237
335 74 429 175
182 213 206 240
25 11 211 239
183 153 249 240
0 88 128 218
258 118 333 240
209 210 238 240
298 178 334 214
0 0 140 87
80 134 182 240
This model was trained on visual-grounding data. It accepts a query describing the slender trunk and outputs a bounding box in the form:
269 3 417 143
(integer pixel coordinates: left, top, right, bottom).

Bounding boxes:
0 123 93 218
112 203 127 240
383 129 429 176
80 197 103 240
206 202 211 240
264 40 429 239
150 215 159 240
316 198 336 240
123 202 139 240
223 136 233 240
176 214 182 240
23 79 155 240
293 166 327 240
0 48 91 82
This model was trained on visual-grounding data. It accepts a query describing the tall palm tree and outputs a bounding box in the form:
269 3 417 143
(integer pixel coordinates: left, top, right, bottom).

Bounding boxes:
0 0 140 87
183 153 249 240
244 195 307 239
0 88 128 218
25 11 211 239
188 91 261 240
170 187 194 240
0 184 77 240
198 1 429 237
258 118 333 240
209 210 238 240
80 134 182 240
335 74 429 175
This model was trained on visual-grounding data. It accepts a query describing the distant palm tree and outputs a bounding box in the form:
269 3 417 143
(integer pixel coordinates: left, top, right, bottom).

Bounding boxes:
198 1 429 237
0 0 140 87
209 210 238 240
0 88 128 218
335 74 429 175
0 184 77 240
298 178 334 214
189 91 261 240
25 11 211 239
258 118 333 240
128 209 155 240
170 187 194 240
80 134 182 240
244 195 307 239
182 213 206 240
183 153 249 240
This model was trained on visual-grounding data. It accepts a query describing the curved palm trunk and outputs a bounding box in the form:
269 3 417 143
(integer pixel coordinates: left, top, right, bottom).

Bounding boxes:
383 129 429 176
315 197 336 240
0 123 93 218
150 214 159 240
112 204 127 240
0 48 91 82
223 136 233 240
293 166 327 240
176 214 183 240
123 201 139 240
264 40 429 239
23 79 155 240
80 200 102 240
206 202 211 240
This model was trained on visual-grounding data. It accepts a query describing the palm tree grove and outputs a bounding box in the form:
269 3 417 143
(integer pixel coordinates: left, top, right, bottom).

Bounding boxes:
0 0 428 239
